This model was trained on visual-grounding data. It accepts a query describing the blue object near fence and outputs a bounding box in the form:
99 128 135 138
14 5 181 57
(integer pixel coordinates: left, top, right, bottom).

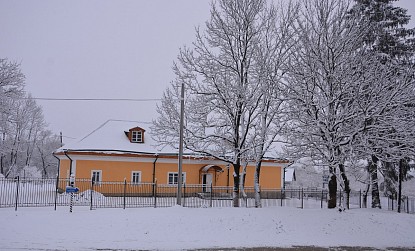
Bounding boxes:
65 186 79 193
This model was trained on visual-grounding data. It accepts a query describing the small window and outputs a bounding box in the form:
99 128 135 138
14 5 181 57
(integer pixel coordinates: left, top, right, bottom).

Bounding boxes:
91 170 102 185
131 131 143 143
131 171 141 184
127 127 145 143
168 172 186 185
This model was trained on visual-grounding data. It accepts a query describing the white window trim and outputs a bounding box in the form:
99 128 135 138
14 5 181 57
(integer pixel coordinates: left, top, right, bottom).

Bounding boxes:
167 172 186 185
91 170 102 185
131 131 143 143
131 171 142 185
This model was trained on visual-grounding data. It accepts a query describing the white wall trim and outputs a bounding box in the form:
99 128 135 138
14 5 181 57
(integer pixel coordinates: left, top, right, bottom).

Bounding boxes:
58 152 288 168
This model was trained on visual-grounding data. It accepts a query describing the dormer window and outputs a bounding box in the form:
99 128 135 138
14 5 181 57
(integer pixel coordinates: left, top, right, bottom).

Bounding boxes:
127 127 145 143
131 131 143 143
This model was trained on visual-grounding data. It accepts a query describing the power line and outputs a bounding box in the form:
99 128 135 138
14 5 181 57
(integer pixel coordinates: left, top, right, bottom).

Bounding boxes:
61 135 77 139
23 98 162 102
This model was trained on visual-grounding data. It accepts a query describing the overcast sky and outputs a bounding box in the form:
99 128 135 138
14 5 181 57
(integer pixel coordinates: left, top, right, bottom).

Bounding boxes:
1 0 414 144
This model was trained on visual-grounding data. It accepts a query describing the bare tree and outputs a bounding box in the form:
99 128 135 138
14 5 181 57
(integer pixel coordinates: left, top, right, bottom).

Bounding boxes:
369 66 415 210
6 95 43 177
35 130 61 178
348 0 415 209
0 58 25 175
282 0 373 208
153 0 274 207
23 95 46 167
0 59 58 178
248 0 298 208
0 59 25 107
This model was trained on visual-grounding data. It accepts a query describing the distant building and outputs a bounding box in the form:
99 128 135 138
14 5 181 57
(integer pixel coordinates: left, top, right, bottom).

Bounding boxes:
284 167 296 189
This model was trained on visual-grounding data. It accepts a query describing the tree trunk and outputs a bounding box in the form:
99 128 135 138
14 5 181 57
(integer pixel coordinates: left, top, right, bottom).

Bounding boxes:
362 183 370 208
232 163 240 207
397 159 404 213
0 154 3 175
362 162 371 208
240 163 247 207
41 154 48 179
1 132 4 175
370 155 381 208
254 160 262 208
328 174 337 209
339 163 350 209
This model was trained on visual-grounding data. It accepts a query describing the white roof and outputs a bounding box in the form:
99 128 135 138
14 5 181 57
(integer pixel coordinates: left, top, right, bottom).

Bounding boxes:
56 120 178 155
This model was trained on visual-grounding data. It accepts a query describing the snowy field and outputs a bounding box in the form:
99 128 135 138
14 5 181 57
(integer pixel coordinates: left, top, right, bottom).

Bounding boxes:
1 206 414 251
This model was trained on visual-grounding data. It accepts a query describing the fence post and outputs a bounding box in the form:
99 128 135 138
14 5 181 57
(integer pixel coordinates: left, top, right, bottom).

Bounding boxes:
339 190 342 207
15 176 20 211
69 175 75 213
359 190 362 208
210 183 213 208
245 191 248 208
321 189 323 209
54 175 59 211
407 197 409 214
301 188 304 209
123 178 127 210
183 183 186 207
69 192 74 213
90 179 94 210
154 181 157 208
280 189 283 207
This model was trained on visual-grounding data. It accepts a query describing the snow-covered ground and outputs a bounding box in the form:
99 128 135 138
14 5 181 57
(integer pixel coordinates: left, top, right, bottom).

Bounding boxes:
1 206 414 250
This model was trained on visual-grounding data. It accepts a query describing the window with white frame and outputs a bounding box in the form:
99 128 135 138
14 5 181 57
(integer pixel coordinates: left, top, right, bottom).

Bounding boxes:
131 131 143 143
131 171 141 184
91 170 102 185
168 172 186 185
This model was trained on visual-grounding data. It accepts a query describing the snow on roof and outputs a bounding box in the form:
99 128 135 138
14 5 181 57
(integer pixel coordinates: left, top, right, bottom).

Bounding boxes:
56 120 290 164
56 119 178 155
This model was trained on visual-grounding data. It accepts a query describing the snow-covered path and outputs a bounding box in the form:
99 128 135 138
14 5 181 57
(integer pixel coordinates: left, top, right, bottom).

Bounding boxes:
1 206 414 250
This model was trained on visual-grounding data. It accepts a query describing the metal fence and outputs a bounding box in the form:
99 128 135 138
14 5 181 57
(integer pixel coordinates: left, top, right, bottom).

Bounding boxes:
0 177 413 214
387 195 415 214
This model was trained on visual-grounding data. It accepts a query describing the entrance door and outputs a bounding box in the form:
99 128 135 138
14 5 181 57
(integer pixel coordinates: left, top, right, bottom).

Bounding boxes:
202 173 212 192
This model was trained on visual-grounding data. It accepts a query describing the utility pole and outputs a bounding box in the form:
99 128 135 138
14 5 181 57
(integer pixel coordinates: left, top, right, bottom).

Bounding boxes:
177 82 185 205
1 132 5 175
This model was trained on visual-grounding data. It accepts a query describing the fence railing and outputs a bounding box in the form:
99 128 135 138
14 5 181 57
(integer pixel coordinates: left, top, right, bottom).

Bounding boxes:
0 177 413 214
387 195 415 214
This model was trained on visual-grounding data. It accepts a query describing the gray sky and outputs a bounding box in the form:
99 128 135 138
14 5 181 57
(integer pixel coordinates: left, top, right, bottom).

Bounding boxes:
0 0 211 143
1 0 414 144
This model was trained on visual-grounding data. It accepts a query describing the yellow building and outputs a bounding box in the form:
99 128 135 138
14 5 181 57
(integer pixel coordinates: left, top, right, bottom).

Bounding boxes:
54 120 289 191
